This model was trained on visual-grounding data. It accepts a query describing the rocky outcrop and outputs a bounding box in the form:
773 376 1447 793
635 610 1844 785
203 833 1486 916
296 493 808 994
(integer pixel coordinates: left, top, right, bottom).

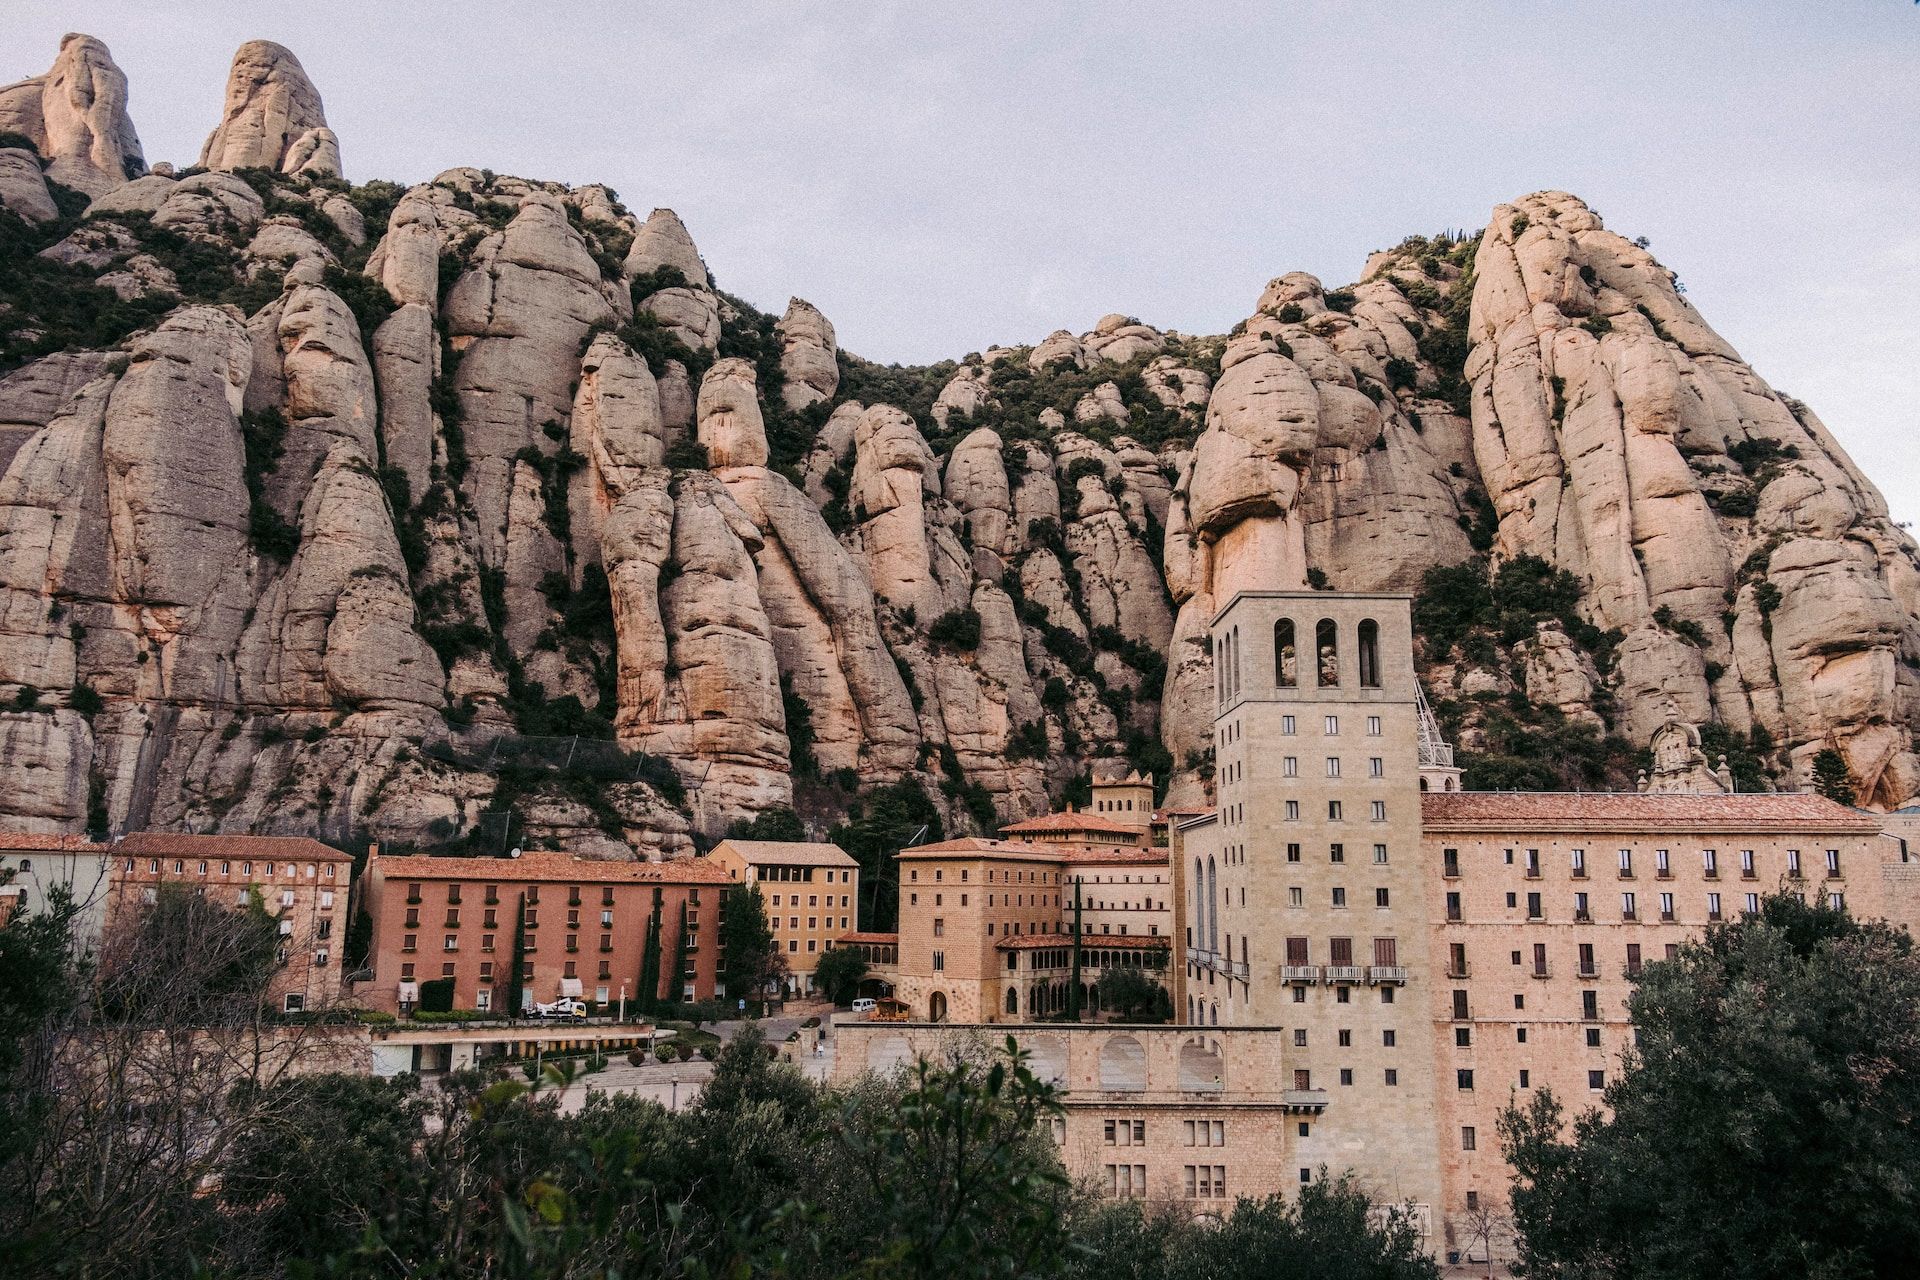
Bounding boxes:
0 34 144 197
197 41 341 178
1465 191 1919 807
0 39 1913 846
623 208 708 288
777 298 839 411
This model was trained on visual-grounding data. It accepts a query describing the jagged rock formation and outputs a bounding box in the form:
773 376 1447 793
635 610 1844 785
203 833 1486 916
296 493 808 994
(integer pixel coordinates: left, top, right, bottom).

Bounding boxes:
197 41 341 178
0 34 145 197
0 34 1913 855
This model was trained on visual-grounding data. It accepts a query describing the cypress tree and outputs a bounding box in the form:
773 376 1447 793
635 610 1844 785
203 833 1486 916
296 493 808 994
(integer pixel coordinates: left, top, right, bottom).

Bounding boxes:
637 887 664 1013
665 900 689 1011
506 891 528 1017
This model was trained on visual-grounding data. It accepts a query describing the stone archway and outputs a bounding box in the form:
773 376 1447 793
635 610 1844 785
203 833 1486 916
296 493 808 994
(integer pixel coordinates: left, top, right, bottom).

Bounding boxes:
928 990 948 1023
1098 1034 1147 1091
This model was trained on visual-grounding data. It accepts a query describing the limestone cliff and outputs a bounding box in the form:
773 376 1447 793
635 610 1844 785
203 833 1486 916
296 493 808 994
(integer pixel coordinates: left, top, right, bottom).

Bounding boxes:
0 34 1913 856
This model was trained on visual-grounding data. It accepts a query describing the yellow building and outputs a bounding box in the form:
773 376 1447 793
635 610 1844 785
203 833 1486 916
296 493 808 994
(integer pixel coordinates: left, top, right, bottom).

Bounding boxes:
708 839 859 996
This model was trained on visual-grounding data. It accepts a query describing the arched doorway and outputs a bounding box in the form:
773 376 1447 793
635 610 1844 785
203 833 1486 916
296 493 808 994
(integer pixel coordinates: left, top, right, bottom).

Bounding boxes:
928 990 948 1023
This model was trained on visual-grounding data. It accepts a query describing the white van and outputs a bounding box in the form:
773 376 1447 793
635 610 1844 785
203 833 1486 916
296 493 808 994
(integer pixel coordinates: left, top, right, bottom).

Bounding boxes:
849 998 877 1016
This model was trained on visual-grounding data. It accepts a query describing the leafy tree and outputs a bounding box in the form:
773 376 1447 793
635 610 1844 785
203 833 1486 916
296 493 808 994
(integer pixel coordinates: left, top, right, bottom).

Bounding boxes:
417 976 455 1013
665 900 689 1011
813 944 869 1006
1812 748 1856 805
1499 894 1920 1279
841 1039 1076 1280
829 778 943 931
720 882 785 1011
1095 965 1172 1023
731 805 806 842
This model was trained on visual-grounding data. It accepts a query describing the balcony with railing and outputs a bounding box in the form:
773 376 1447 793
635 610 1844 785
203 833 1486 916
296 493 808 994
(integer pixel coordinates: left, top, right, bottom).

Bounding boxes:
1324 965 1364 984
1281 1090 1330 1113
1368 965 1408 986
1281 964 1321 985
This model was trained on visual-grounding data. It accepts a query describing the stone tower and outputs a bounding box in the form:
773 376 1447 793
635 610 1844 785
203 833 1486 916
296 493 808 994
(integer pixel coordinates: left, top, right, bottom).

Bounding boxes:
1184 589 1443 1220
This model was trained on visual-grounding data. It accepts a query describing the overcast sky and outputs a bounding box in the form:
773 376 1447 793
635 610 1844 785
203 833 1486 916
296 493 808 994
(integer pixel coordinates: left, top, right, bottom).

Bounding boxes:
11 1 1917 526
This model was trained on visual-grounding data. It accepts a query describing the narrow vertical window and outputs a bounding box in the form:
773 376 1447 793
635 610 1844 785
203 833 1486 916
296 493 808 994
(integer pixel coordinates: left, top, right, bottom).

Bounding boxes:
1315 619 1339 686
1357 619 1380 688
1274 618 1297 687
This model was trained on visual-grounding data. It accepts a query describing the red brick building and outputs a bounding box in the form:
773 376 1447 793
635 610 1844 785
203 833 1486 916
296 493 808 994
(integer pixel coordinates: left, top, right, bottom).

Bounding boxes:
361 851 732 1015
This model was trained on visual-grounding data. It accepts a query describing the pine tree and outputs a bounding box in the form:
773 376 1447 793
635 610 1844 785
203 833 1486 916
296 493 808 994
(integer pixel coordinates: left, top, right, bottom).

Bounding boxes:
721 883 780 1013
1811 748 1856 806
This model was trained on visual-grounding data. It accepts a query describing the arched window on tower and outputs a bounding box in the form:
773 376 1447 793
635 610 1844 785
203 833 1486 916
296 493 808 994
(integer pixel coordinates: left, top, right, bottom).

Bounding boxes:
1275 619 1297 687
1316 619 1339 687
1358 619 1381 688
1206 857 1218 955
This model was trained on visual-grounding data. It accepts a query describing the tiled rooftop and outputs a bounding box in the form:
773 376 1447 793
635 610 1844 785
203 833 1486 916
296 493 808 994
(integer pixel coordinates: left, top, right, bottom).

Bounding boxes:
1420 790 1880 832
710 839 857 867
117 832 353 861
999 812 1146 836
371 851 735 884
899 838 1168 865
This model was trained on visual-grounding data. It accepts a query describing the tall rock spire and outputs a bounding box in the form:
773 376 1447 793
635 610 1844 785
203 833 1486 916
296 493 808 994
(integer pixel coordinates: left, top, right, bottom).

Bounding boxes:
198 40 341 178
0 33 145 196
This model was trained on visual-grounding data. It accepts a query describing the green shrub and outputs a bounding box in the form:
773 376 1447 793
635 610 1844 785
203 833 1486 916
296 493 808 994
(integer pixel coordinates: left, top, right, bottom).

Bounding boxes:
70 682 103 717
928 607 983 652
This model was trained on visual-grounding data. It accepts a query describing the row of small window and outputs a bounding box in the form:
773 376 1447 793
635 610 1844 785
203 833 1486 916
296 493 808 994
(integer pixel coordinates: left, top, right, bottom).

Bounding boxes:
401 931 699 954
768 893 850 909
909 867 1054 884
1446 888 1845 923
908 892 1060 910
1294 1027 1399 1049
1257 799 1390 823
1103 1119 1228 1148
772 915 849 932
135 858 336 880
1218 714 1384 746
406 883 704 907
398 961 696 985
1456 1069 1604 1097
1101 1164 1230 1201
1281 842 1391 865
1452 987 1618 1024
1444 847 1844 879
138 884 330 937
753 866 853 883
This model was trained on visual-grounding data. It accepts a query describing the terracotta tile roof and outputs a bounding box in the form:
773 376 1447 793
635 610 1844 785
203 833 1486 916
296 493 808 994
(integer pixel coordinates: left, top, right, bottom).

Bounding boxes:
371 851 735 884
1420 791 1881 834
836 931 899 945
0 833 110 853
710 839 857 867
1000 811 1145 836
898 838 1167 865
116 832 353 862
997 933 1171 950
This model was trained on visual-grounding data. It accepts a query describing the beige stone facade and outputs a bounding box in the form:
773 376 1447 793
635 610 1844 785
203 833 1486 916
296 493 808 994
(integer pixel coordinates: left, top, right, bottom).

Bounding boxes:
707 839 859 994
890 838 1172 1024
833 1021 1357 1217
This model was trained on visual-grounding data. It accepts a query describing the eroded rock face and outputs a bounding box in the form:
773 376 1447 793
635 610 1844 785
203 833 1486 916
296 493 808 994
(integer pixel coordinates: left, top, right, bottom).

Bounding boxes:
623 208 708 288
1465 191 1920 805
0 34 145 197
0 149 57 223
198 41 342 178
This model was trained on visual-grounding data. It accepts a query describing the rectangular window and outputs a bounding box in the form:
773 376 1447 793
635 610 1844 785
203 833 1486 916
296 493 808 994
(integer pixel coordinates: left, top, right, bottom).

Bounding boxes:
1571 848 1587 876
1325 715 1339 735
1787 849 1802 877
1373 843 1388 864
1826 849 1841 876
1526 892 1542 919
1744 892 1759 915
1331 887 1346 908
1281 715 1295 735
1462 1126 1477 1151
1283 756 1298 777
1574 891 1590 920
1286 801 1300 821
1656 848 1671 877
1589 1070 1606 1091
1328 800 1342 821
1660 892 1675 921
1830 892 1846 912
1707 892 1722 921
1457 1069 1474 1091
1740 849 1756 878
1626 943 1642 975
1622 892 1637 920
1370 800 1386 822
932 950 944 972
1444 848 1460 877
1618 848 1634 875
1702 848 1718 878
1287 843 1301 863
1330 842 1344 863
1325 757 1341 778
1368 757 1383 778
1375 887 1390 908
1366 716 1381 736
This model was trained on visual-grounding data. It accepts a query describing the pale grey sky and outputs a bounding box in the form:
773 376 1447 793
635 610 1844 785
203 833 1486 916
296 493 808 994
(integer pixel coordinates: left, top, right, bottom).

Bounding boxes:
11 1 1917 527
